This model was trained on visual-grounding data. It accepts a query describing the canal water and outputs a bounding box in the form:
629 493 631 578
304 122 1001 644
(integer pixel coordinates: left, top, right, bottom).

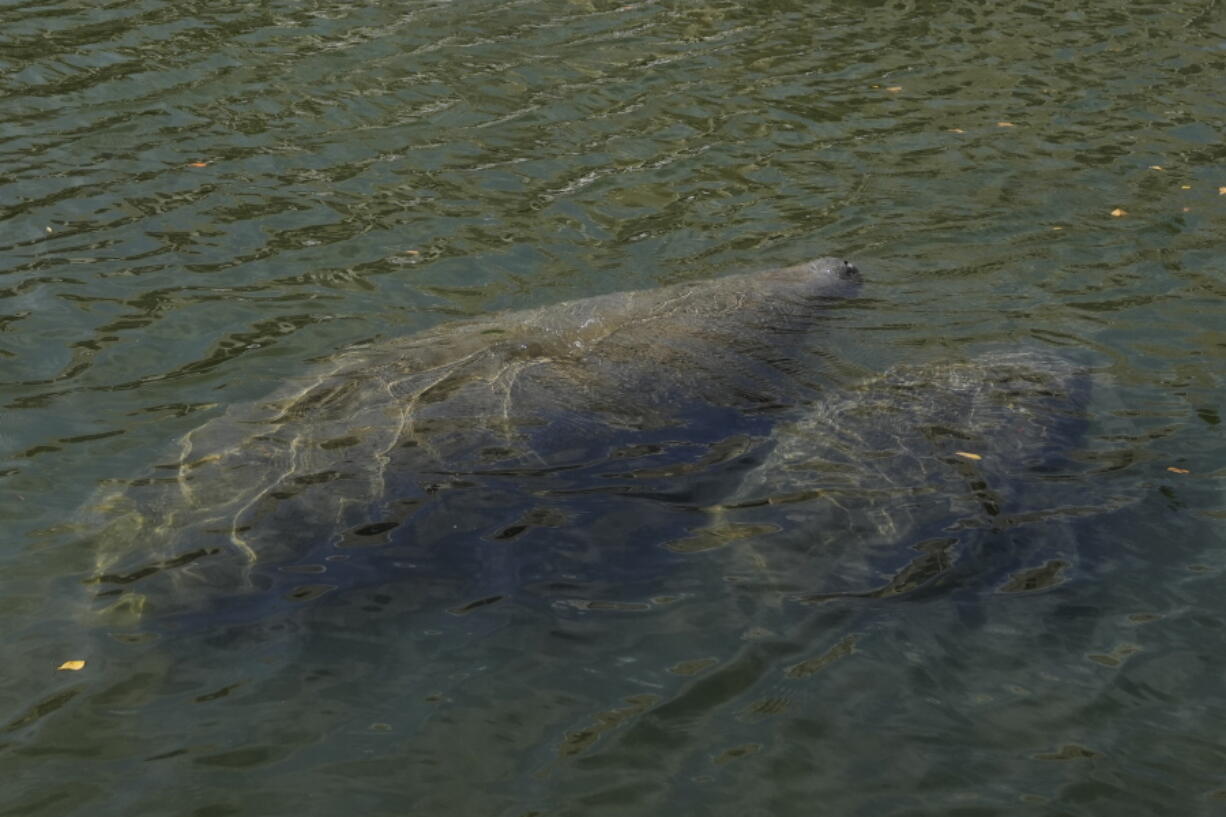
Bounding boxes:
2 1 1223 814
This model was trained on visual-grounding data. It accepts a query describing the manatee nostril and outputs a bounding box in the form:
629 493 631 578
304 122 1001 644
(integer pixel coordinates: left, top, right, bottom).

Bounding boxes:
841 260 860 279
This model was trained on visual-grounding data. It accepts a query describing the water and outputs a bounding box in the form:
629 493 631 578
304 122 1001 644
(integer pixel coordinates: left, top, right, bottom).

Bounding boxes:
2 0 1224 814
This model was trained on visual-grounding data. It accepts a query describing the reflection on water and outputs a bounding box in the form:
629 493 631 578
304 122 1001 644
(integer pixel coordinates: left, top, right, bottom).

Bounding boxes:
1 0 1224 814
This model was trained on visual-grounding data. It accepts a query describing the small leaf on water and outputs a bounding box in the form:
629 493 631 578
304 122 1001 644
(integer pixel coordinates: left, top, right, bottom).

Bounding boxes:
1181 184 1192 190
1110 208 1127 217
948 128 965 134
187 162 209 168
1149 165 1164 171
57 660 86 671
885 86 902 92
954 451 982 461
1219 186 1226 195
1167 466 1190 475
996 121 1016 128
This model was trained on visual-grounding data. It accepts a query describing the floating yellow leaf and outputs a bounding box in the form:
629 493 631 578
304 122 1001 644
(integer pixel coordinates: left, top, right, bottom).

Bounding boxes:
187 162 209 168
948 128 965 134
1110 208 1127 217
1051 226 1064 231
402 249 420 255
996 121 1015 128
885 86 902 93
1183 207 1192 213
1219 186 1226 195
1167 466 1190 475
1149 165 1164 171
57 660 86 671
1181 184 1192 190
954 451 982 461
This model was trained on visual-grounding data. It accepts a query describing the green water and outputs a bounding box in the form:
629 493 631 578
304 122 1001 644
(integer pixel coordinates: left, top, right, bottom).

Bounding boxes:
2 0 1224 814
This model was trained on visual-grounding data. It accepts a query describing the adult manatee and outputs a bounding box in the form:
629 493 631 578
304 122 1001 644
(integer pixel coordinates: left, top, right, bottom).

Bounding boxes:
704 350 1101 607
86 257 861 628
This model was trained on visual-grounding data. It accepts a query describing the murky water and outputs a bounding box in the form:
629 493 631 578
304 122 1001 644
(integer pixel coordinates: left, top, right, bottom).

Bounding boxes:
2 1 1224 814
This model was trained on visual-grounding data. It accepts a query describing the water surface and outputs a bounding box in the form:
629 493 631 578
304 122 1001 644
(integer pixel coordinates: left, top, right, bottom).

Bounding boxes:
2 1 1224 815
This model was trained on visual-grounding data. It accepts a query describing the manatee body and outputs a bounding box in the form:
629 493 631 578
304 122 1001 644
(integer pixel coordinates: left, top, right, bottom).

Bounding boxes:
87 257 860 626
712 350 1093 604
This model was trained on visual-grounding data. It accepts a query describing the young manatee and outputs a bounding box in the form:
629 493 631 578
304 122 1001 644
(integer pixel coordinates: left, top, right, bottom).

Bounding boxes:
704 350 1098 604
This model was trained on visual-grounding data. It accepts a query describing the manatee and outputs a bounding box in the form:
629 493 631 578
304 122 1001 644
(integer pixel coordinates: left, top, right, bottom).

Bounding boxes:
85 257 861 628
706 350 1097 606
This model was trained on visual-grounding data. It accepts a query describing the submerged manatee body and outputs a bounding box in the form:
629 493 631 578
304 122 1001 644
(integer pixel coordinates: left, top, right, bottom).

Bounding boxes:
713 350 1096 606
87 257 861 628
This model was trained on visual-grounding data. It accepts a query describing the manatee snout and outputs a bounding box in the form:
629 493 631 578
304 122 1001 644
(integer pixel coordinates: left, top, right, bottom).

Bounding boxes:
790 256 862 298
812 257 860 281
